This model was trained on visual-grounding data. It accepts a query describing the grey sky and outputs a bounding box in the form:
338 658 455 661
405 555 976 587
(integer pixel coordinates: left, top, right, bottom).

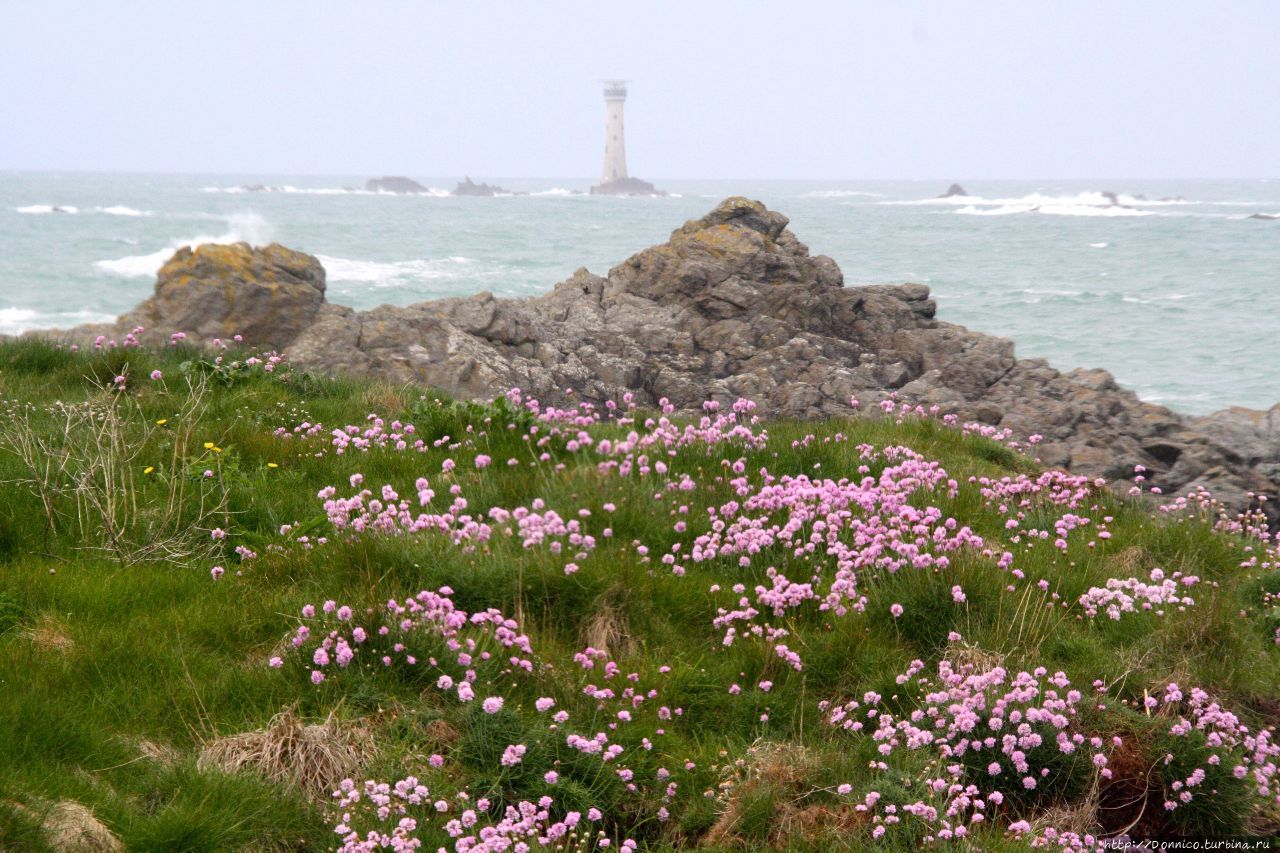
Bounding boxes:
2 0 1276 178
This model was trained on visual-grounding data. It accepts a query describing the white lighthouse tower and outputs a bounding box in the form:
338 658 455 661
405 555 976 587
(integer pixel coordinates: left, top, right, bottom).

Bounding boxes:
601 80 629 183
591 81 662 195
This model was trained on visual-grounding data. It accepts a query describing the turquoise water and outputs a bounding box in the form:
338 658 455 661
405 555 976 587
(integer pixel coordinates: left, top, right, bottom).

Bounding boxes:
2 173 1278 415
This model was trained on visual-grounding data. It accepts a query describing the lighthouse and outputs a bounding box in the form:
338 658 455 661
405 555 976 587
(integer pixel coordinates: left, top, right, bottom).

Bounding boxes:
591 81 663 196
601 80 629 183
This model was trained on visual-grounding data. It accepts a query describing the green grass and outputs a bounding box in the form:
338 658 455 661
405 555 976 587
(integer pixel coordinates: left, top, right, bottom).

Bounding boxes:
0 338 1278 850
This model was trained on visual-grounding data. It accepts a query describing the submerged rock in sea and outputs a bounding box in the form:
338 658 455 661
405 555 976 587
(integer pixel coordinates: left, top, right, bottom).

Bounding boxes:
43 197 1280 522
590 176 665 196
938 183 969 198
365 176 430 194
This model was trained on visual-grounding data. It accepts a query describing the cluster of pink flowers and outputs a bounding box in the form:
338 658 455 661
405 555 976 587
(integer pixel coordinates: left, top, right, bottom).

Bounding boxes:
333 781 635 853
1078 568 1198 620
276 586 534 692
823 660 1117 844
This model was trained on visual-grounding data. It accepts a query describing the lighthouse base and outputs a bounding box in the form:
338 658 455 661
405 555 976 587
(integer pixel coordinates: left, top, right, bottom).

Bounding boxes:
589 177 666 196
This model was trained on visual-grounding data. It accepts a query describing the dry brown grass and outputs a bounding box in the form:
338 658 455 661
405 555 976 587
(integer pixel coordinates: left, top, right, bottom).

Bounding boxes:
581 597 635 659
197 708 374 796
19 613 74 653
703 740 843 847
39 800 122 852
945 640 1005 674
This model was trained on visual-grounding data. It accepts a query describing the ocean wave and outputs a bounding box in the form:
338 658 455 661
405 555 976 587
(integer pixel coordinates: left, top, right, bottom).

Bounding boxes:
955 202 1153 218
887 191 1186 209
16 204 151 216
1089 242 1109 248
200 184 451 197
529 188 579 197
93 212 273 278
317 255 481 287
803 190 885 198
16 204 79 214
0 307 117 336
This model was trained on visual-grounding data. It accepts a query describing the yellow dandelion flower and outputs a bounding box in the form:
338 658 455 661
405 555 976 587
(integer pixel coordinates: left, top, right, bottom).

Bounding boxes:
144 466 155 474
212 446 222 453
203 441 214 449
267 462 279 468
156 419 168 425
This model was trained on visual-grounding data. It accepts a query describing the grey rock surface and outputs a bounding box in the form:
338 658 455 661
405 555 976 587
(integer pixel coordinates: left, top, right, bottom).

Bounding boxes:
40 197 1280 520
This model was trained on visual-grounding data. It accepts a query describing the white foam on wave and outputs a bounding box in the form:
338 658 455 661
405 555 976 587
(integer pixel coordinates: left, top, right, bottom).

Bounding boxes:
888 191 1182 210
0 307 117 336
317 254 479 288
16 204 151 216
803 190 885 198
93 212 273 278
16 204 78 214
1089 242 1109 248
201 184 451 197
529 188 577 197
955 202 1152 218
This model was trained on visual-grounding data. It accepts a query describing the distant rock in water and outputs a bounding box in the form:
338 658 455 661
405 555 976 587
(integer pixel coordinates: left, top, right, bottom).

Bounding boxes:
453 177 519 197
938 184 969 198
1248 212 1279 221
42 197 1280 524
590 177 665 196
365 176 430 194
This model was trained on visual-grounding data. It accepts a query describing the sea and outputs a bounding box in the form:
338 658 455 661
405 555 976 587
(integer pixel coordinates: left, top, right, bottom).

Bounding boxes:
2 173 1278 416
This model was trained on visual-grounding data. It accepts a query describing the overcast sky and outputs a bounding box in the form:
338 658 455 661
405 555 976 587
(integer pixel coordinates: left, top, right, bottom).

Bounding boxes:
2 1 1277 179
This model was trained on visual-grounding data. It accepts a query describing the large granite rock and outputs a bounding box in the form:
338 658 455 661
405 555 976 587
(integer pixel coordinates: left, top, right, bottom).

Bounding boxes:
120 242 326 350
42 197 1280 521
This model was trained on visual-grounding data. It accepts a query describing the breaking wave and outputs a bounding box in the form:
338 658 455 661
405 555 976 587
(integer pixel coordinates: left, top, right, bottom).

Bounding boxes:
16 204 152 216
955 203 1153 218
0 307 117 336
200 184 451 197
803 190 885 198
93 212 273 278
317 255 484 288
884 191 1191 208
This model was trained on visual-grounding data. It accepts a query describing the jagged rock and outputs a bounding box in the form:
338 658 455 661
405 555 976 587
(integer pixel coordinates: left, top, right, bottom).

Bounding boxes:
453 177 518 197
1248 213 1278 221
365 176 430 194
590 177 665 196
46 197 1280 522
118 242 326 350
938 184 969 198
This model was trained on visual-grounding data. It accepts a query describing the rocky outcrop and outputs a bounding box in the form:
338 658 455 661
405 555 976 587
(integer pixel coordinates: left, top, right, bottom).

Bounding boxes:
118 242 326 350
453 177 519 197
366 176 430 194
44 198 1279 520
938 184 969 198
590 177 665 196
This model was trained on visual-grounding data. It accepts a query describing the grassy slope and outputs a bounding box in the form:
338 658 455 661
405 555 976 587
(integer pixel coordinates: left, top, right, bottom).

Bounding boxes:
0 339 1277 851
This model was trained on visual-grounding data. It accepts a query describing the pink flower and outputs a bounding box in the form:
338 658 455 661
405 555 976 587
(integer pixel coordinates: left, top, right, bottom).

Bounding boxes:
544 770 559 784
475 455 492 469
210 565 224 580
149 369 163 381
482 696 504 714
890 603 904 618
